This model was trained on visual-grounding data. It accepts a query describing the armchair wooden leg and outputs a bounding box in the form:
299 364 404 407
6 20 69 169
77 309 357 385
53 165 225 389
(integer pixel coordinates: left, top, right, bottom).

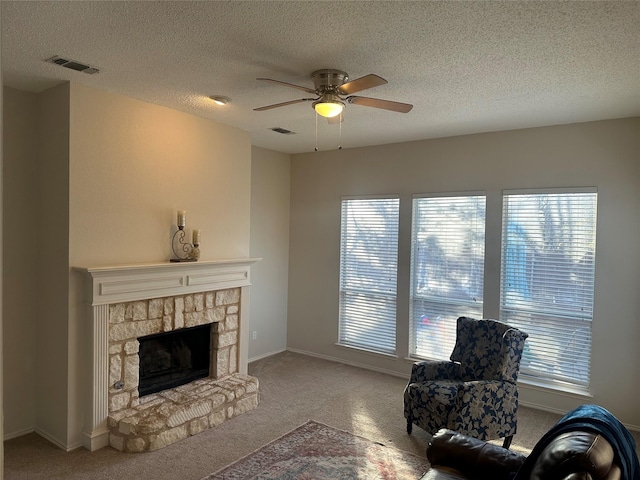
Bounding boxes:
406 418 413 434
502 435 513 449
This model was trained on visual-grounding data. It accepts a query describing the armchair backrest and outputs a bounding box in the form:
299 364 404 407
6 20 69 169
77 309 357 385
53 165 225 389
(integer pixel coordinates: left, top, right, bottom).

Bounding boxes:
450 317 528 382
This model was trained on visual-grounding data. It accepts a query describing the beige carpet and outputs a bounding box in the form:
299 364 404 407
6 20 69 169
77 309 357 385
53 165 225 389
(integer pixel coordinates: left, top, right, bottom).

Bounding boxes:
4 351 636 479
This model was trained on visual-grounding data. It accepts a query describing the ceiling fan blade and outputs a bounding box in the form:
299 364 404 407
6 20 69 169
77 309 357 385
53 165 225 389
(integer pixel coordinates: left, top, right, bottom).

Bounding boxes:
257 77 316 94
338 74 387 95
346 95 413 113
253 98 315 111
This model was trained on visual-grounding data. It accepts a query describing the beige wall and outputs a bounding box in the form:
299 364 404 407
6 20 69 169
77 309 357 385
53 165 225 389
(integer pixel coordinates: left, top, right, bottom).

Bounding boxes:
3 83 73 448
287 118 640 428
67 83 251 448
2 88 38 438
35 83 71 447
68 83 251 266
2 82 252 449
249 146 290 361
1 16 5 473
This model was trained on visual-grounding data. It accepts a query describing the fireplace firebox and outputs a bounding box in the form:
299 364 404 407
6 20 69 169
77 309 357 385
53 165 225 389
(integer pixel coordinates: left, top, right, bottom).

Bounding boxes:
138 324 211 396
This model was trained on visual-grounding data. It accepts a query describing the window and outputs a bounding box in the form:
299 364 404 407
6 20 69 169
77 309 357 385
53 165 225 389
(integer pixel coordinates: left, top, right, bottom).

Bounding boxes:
339 197 399 355
410 194 486 359
500 189 597 388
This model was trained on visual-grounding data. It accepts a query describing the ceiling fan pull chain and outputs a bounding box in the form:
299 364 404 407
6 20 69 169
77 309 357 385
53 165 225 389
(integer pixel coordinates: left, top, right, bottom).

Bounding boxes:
315 111 319 152
338 112 342 150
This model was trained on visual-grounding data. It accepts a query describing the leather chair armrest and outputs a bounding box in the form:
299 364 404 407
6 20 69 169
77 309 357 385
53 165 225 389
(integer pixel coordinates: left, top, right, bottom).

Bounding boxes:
529 431 617 480
427 429 526 480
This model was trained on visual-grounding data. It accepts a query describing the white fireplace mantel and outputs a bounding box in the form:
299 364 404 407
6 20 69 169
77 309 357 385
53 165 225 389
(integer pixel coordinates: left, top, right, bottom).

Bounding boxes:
74 258 261 451
76 258 262 306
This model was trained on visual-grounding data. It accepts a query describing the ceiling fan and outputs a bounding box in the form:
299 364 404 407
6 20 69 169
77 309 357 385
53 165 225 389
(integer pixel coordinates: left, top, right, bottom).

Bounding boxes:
254 69 413 121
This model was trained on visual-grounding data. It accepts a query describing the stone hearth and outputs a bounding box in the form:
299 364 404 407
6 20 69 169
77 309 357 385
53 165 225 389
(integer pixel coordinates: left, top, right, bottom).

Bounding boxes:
110 374 258 452
75 259 260 451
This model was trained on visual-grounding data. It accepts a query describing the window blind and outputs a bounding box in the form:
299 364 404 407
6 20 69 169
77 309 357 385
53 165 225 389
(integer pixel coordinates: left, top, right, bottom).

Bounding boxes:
410 195 486 359
500 190 597 388
339 197 399 355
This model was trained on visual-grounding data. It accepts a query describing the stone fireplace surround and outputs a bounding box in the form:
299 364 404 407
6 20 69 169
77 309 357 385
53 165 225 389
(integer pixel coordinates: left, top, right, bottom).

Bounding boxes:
75 259 260 452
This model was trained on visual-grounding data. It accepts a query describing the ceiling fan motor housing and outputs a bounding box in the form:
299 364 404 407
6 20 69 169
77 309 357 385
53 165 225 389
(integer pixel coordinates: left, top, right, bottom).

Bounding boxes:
312 69 349 93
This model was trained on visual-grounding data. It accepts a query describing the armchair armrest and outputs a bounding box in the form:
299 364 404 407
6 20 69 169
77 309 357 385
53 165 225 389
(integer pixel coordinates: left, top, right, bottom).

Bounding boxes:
457 379 517 410
427 429 526 480
409 360 460 383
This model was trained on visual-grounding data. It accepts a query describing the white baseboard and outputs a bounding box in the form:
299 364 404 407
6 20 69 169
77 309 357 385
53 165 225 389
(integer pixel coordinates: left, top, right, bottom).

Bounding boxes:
285 347 409 380
3 427 35 442
33 428 78 452
518 400 568 416
248 347 287 364
4 427 81 450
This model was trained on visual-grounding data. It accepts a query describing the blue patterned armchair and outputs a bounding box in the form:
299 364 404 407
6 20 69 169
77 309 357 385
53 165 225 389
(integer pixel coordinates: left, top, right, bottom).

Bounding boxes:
404 316 528 448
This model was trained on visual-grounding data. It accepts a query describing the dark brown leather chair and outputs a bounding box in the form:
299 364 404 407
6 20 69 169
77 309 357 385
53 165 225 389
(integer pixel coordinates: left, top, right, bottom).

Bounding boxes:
421 428 624 480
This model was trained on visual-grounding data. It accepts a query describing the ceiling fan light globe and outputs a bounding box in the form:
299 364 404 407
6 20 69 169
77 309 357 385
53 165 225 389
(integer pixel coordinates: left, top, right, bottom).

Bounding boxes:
314 102 344 118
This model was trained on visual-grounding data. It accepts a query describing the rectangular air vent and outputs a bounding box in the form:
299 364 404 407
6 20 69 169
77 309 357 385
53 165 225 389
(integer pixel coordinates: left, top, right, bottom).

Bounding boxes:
270 127 295 135
46 56 100 75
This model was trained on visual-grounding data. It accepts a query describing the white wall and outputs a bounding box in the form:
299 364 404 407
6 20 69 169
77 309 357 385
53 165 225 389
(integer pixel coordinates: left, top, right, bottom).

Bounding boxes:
249 146 290 361
287 118 640 428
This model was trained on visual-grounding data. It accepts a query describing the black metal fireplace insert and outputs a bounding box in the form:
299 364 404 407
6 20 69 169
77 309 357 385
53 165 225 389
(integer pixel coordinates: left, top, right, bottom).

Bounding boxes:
138 324 211 397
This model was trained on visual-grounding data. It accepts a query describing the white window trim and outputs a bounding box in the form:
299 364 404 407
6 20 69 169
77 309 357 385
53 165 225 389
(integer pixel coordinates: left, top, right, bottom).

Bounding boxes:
503 186 597 195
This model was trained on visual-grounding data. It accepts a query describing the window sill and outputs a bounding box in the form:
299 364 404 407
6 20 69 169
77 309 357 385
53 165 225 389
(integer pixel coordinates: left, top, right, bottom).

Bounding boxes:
403 355 449 364
519 375 593 398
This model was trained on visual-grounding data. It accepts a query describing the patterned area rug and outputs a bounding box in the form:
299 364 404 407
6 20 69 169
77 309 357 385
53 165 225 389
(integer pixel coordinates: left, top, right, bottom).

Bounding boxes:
203 420 430 479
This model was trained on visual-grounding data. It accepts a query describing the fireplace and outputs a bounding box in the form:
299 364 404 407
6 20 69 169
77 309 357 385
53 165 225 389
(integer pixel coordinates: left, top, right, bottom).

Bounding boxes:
138 324 212 396
75 258 261 452
103 287 257 452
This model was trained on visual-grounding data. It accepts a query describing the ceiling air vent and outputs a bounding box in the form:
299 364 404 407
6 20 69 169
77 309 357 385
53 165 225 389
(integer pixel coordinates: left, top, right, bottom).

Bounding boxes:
46 56 100 75
270 127 296 135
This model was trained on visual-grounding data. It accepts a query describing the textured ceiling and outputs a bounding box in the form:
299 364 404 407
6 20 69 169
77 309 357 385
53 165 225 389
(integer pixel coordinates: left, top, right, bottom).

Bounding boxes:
2 1 639 154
